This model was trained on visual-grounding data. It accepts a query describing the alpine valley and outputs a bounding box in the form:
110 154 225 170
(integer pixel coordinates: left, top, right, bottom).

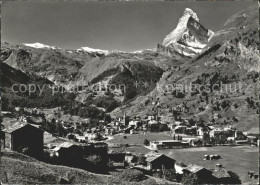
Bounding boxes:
1 6 259 133
1 4 260 185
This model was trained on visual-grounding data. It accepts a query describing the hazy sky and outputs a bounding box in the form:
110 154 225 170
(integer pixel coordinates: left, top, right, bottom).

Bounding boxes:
2 1 255 51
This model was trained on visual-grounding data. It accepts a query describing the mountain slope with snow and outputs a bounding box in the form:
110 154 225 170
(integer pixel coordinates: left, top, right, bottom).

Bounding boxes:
162 8 214 57
23 42 60 50
77 47 109 55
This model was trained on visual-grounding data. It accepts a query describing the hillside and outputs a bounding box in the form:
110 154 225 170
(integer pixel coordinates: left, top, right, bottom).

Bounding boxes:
1 42 92 85
0 150 158 184
1 43 174 105
0 62 74 110
111 5 259 133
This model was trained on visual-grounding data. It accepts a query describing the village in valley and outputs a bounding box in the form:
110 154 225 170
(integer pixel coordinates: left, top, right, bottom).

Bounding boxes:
1 103 259 184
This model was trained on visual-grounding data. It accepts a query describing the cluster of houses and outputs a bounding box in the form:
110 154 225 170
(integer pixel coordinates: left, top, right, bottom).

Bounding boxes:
56 110 259 149
0 116 259 183
3 110 258 158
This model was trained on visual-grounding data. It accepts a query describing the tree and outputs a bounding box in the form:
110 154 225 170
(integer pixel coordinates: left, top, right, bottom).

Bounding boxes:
181 173 199 185
143 139 150 146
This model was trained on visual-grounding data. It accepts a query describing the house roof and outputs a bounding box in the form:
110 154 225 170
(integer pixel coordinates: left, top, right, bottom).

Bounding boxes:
148 120 159 124
108 146 126 154
2 122 42 134
158 140 181 143
185 164 205 173
145 153 164 162
2 122 26 133
182 138 201 142
53 142 76 151
145 152 175 163
212 169 230 178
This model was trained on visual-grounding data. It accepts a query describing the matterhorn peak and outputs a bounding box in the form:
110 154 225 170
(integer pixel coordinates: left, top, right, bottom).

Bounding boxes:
161 8 214 57
182 8 199 22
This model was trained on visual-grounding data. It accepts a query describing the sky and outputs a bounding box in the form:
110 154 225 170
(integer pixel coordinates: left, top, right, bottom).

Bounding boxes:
1 1 255 51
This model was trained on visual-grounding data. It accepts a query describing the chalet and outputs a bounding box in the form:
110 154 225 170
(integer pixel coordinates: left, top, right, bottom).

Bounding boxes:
183 164 213 184
108 146 126 168
174 125 187 134
105 127 116 135
212 165 231 184
84 132 101 141
1 123 43 158
185 127 197 135
182 138 203 147
148 120 160 132
148 115 156 121
129 120 142 128
197 127 209 136
52 142 82 158
150 141 164 150
74 134 86 143
209 128 236 138
144 152 175 170
167 123 174 130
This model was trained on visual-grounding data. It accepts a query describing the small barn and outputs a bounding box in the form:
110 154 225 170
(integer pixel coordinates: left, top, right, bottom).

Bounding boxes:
145 152 175 170
212 168 232 183
53 142 83 159
1 123 43 157
183 164 213 184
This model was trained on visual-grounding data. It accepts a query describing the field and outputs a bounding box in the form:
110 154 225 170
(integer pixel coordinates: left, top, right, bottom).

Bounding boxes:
107 132 175 145
107 133 259 184
160 146 258 184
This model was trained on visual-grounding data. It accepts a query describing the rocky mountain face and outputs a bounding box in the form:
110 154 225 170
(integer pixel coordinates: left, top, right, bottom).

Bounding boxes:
0 62 72 110
161 8 214 57
1 42 168 105
112 6 259 133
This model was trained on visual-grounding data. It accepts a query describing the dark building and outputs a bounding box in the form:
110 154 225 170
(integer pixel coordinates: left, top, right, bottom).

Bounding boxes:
1 123 44 157
145 152 176 170
183 165 214 184
212 168 232 184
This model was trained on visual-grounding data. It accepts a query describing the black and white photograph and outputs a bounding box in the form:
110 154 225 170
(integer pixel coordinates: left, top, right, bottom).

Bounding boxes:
0 0 259 184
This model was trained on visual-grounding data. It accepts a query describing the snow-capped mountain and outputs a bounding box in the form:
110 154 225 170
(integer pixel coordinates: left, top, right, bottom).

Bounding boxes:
77 47 109 55
162 8 214 57
23 42 60 50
